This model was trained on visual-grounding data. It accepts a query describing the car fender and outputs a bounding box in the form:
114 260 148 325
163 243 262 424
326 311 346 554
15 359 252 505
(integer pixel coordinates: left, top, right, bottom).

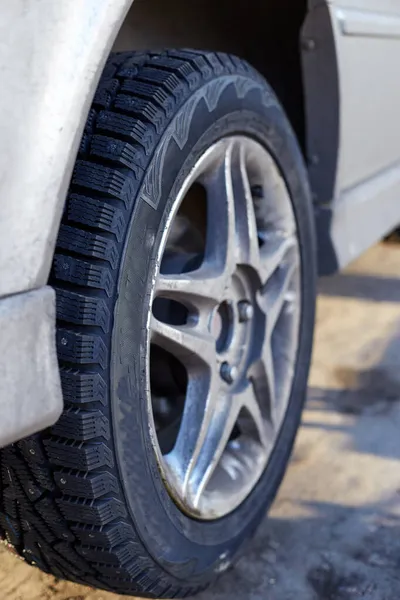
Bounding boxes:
0 0 133 298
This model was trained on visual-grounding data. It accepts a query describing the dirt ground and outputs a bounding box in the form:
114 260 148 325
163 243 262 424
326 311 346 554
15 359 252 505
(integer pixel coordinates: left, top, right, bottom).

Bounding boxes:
1 241 400 600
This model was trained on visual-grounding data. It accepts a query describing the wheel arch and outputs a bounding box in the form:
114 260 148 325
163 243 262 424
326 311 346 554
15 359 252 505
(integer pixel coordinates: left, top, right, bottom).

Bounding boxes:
113 0 340 273
114 0 309 150
0 0 133 297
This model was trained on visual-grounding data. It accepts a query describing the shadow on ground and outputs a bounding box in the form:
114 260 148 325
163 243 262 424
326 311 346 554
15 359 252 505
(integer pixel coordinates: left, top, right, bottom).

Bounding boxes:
194 497 400 600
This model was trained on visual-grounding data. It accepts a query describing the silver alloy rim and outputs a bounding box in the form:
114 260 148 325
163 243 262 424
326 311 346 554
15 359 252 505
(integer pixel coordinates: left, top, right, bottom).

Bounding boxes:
147 136 301 520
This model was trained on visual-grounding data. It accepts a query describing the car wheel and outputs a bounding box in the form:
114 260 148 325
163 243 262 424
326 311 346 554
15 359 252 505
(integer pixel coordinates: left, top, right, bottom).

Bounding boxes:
0 49 316 598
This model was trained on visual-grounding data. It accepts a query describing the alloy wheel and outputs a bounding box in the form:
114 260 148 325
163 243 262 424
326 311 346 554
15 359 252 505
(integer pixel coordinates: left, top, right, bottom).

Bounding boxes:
148 136 301 520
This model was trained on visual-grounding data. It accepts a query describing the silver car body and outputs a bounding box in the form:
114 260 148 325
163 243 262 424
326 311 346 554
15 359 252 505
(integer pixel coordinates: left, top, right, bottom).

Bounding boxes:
0 0 399 446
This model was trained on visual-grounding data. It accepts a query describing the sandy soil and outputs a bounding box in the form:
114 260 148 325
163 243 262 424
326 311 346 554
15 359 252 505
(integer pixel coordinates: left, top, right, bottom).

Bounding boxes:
1 241 400 600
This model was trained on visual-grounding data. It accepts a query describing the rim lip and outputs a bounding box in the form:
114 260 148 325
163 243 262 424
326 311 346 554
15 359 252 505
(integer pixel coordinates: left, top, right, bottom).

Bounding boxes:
145 135 302 521
145 151 200 509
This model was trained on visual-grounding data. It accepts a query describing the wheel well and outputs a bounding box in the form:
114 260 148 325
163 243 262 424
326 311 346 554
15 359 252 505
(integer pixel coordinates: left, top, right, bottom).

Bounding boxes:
113 0 308 149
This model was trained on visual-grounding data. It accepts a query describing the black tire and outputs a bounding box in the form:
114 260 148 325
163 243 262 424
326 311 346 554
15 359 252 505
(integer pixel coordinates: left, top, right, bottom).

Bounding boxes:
0 50 316 597
385 227 400 242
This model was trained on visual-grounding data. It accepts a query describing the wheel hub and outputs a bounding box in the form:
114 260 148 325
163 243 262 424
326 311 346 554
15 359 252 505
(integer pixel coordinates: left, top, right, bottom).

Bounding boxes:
210 271 262 391
148 136 301 520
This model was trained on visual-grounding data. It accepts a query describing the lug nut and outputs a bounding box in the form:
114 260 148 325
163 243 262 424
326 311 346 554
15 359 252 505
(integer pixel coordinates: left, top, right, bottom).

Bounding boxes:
238 300 254 322
220 362 238 384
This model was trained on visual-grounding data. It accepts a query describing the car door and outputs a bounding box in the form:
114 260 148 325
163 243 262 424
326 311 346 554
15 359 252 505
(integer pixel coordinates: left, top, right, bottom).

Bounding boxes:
304 0 400 269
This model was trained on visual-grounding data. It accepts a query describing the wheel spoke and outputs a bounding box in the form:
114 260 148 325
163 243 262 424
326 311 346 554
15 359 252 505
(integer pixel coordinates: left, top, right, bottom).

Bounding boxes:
168 378 274 510
203 141 237 285
260 248 299 334
165 369 240 505
209 139 262 271
230 142 260 267
185 392 241 508
151 316 215 368
258 232 297 288
156 268 226 310
235 382 272 450
248 335 278 428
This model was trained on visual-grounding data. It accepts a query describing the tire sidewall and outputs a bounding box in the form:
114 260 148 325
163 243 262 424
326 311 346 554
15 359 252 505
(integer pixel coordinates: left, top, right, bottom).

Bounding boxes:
112 74 316 582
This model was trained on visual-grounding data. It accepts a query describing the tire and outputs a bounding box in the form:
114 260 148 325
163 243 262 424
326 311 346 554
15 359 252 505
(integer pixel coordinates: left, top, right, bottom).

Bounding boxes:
0 50 316 597
385 227 400 242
